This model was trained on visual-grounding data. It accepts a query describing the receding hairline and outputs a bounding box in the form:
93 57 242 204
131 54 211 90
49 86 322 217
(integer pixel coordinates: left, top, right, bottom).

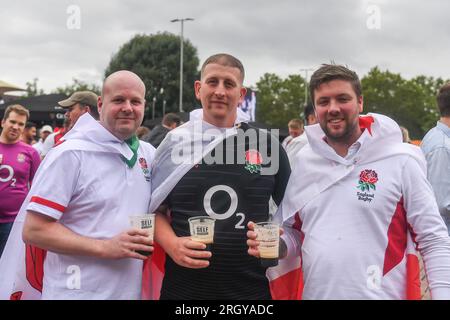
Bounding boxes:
102 70 146 97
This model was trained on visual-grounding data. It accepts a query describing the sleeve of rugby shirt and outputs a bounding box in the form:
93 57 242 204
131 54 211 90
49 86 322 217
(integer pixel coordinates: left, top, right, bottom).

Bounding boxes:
26 150 80 220
272 140 291 206
402 155 450 299
28 147 41 183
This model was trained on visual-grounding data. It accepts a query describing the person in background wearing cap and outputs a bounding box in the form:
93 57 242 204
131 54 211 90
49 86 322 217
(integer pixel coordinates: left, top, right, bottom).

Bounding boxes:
32 125 53 157
0 105 41 258
0 71 156 300
40 91 98 158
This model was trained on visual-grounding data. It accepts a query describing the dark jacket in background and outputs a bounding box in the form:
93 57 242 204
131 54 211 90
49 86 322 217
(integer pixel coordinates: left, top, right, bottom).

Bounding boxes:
142 125 170 148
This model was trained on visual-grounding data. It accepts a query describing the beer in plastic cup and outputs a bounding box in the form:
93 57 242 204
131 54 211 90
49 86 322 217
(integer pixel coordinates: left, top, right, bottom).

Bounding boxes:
254 222 279 267
129 214 155 256
188 216 215 251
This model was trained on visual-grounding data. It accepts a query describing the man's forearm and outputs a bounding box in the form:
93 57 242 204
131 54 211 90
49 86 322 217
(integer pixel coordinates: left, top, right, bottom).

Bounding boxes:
154 213 178 254
23 211 105 257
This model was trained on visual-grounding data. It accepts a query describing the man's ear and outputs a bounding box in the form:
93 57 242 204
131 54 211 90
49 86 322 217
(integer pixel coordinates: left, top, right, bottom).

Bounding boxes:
194 81 202 100
239 87 247 104
97 96 103 116
358 95 364 113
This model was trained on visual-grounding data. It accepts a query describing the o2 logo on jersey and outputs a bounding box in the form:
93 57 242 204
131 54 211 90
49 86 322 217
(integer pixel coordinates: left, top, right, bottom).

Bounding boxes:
0 165 16 187
203 185 246 229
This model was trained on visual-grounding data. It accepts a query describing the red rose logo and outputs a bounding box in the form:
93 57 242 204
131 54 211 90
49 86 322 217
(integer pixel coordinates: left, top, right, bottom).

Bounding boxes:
139 157 148 169
245 150 262 165
357 169 378 191
245 150 262 173
360 170 378 184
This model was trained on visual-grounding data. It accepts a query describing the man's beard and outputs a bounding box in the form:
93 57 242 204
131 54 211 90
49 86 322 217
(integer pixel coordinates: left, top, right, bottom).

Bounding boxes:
321 117 359 144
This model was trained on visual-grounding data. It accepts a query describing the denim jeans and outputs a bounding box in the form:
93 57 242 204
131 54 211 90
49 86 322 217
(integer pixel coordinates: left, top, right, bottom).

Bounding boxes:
0 222 14 259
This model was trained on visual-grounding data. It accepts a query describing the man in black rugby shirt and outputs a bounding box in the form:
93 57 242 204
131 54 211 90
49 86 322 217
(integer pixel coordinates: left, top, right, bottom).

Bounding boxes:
152 53 291 299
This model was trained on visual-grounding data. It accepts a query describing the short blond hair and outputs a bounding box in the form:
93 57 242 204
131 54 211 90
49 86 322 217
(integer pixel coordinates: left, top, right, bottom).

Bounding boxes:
288 118 304 130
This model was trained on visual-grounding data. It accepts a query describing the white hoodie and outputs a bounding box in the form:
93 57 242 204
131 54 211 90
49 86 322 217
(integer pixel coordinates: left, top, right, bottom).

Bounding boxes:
274 113 450 299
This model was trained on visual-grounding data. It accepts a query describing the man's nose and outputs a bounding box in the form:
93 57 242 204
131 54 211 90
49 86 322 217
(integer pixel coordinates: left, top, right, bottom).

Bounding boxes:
214 83 226 97
328 99 340 114
121 100 133 112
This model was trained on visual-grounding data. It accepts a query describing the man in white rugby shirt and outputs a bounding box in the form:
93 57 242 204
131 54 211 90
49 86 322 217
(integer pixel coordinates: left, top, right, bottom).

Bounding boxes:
0 70 156 300
248 64 450 300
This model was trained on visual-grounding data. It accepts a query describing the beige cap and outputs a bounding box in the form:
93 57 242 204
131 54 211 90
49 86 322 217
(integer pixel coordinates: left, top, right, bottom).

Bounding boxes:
58 91 98 108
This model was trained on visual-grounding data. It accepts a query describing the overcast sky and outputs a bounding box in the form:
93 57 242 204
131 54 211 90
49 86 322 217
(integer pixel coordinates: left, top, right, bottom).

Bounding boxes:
1 0 449 94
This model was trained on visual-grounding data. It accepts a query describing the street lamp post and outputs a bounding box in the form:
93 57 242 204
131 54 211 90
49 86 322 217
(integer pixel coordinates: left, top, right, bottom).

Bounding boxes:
299 67 314 110
171 17 194 113
152 96 156 120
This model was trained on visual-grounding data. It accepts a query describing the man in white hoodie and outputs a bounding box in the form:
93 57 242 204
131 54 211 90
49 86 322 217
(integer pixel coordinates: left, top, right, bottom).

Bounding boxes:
248 64 450 299
0 70 156 300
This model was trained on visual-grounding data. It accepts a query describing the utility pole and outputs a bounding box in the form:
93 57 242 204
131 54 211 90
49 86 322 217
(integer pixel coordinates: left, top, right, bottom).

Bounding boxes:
171 18 194 113
299 67 314 109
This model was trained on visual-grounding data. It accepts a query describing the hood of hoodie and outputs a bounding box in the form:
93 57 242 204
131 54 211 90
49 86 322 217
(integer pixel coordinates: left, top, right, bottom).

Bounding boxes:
278 113 426 223
304 113 408 166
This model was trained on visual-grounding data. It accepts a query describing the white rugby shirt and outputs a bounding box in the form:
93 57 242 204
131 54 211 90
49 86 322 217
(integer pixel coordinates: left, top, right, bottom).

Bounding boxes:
26 113 155 299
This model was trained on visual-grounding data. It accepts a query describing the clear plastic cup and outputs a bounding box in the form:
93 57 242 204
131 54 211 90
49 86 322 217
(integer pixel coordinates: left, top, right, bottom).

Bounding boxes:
254 222 279 267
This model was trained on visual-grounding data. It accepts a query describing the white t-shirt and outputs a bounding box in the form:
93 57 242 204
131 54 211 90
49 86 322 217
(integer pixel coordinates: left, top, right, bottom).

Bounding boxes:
25 115 155 299
32 140 44 155
40 132 59 157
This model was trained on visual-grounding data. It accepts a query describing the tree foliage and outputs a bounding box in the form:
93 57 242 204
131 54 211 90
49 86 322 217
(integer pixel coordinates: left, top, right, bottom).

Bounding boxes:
104 32 200 118
52 78 101 96
255 67 447 139
24 78 45 97
362 67 447 139
256 73 307 128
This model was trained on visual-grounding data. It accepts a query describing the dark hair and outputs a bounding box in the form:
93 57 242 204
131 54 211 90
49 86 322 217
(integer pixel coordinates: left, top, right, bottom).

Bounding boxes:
200 53 245 84
304 103 315 122
25 121 37 129
162 113 181 127
80 103 99 120
3 104 30 121
309 64 362 104
437 82 450 117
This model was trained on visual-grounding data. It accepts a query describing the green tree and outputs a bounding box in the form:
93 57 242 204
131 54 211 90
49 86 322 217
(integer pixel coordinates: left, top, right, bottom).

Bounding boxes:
104 32 200 118
256 73 307 128
24 78 45 97
52 78 101 96
362 67 447 139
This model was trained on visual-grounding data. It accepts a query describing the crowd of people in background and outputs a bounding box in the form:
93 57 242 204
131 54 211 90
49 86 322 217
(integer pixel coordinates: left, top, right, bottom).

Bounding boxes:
0 55 449 300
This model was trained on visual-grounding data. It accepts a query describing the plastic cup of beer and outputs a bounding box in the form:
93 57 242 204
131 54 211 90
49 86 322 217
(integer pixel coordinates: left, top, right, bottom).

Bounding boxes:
129 214 155 256
254 222 279 267
188 216 215 251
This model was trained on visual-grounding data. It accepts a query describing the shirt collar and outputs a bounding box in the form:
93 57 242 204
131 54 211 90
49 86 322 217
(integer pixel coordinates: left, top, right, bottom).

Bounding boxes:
437 121 450 138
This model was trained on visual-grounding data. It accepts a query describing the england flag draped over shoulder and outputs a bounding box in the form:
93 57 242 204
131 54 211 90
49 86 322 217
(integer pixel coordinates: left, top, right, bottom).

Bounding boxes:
238 89 256 121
